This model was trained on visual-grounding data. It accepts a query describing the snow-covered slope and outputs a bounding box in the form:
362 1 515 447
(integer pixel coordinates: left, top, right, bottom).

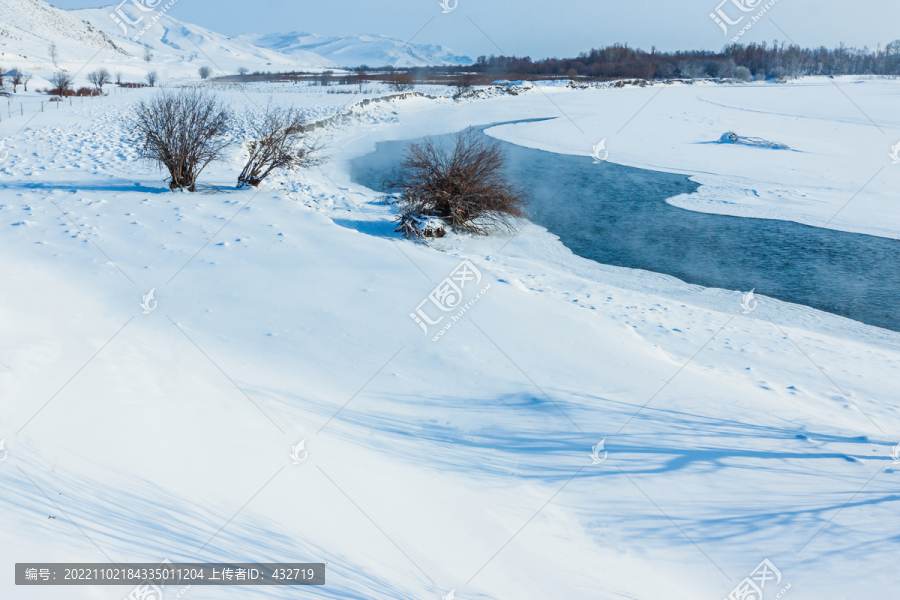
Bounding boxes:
72 5 337 77
241 31 473 68
1 78 898 600
0 0 124 71
0 0 335 88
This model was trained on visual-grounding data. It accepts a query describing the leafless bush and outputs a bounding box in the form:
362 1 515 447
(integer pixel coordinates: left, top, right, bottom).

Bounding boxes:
198 66 211 79
735 66 752 82
453 73 475 98
387 128 526 237
146 71 159 87
237 103 323 187
50 71 73 96
87 68 111 93
130 89 232 192
387 71 414 92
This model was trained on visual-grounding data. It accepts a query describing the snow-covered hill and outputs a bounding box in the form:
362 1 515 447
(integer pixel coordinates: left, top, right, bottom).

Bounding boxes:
241 31 473 68
72 5 337 77
0 0 336 88
0 0 123 54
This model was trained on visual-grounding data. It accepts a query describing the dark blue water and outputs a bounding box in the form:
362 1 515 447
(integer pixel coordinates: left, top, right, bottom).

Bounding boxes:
350 125 900 332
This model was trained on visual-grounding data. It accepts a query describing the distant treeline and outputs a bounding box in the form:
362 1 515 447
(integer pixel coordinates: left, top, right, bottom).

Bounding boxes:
419 41 900 81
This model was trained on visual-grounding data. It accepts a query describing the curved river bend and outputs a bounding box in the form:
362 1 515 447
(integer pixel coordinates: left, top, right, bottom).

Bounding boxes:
350 124 900 333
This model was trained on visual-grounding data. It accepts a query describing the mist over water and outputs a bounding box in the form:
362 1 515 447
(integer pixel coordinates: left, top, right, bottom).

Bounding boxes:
350 125 900 332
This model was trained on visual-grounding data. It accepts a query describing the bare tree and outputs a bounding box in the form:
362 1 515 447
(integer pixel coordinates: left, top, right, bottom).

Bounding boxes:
87 68 111 93
237 103 323 188
198 66 212 79
9 68 25 93
48 43 59 66
115 71 123 85
130 89 232 191
237 67 249 79
143 44 153 63
146 71 159 87
387 128 526 237
50 71 74 96
354 68 368 93
22 71 33 92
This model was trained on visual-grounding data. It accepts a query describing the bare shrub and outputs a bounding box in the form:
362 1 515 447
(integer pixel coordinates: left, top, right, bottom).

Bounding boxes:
87 68 111 93
198 66 211 79
50 71 73 96
735 66 752 82
387 71 414 92
237 103 323 187
146 71 159 87
453 73 475 98
387 128 526 237
130 89 232 192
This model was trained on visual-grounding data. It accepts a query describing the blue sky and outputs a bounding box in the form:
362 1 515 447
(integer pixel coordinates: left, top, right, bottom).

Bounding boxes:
53 0 900 59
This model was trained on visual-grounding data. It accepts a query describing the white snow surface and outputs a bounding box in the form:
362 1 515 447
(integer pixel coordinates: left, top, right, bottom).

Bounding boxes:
0 78 898 600
240 32 473 68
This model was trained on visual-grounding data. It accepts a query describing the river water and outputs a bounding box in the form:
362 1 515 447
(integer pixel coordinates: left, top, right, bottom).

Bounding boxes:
350 124 900 332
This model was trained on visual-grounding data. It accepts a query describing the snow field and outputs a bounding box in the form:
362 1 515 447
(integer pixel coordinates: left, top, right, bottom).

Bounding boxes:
0 80 898 600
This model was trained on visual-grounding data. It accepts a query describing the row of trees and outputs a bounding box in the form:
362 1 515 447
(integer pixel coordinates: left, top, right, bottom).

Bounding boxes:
2 66 160 98
459 40 900 81
0 68 33 96
130 89 321 192
45 68 158 96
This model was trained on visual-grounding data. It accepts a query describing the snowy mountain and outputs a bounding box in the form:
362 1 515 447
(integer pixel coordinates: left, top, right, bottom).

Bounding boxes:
0 0 335 86
241 31 473 68
0 0 124 60
71 5 337 76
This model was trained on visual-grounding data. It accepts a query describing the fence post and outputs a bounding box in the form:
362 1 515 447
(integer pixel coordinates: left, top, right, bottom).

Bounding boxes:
21 103 23 116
